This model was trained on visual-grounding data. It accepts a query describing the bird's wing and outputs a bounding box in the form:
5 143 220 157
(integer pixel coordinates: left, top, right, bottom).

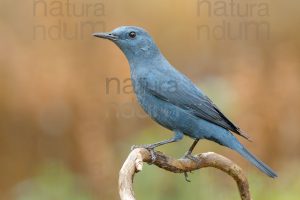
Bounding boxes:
143 72 251 140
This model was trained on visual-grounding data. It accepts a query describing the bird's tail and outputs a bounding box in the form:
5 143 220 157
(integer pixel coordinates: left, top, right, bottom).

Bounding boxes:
237 147 277 178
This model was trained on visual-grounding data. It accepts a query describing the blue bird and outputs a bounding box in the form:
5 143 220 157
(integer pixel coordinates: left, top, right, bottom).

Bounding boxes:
93 26 277 178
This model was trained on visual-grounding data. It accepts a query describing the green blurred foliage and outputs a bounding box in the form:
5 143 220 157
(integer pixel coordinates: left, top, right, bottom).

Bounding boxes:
13 163 93 200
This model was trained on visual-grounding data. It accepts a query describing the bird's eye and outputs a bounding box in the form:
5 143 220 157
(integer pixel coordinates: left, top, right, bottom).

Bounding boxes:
129 31 136 38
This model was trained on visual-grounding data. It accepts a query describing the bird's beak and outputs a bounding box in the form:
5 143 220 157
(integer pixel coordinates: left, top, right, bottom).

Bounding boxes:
92 32 118 41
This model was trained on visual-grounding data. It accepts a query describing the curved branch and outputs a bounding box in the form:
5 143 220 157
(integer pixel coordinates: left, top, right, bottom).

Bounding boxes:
119 148 251 200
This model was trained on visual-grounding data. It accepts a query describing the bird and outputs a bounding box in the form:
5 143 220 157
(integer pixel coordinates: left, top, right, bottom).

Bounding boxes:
93 26 277 178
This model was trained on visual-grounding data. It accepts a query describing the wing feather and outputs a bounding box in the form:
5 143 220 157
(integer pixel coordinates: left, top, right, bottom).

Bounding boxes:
143 71 251 140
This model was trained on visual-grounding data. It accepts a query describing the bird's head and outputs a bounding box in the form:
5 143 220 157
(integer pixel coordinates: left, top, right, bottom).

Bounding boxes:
93 26 161 62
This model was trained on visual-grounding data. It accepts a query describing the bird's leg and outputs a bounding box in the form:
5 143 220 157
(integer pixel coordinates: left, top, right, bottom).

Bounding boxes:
180 139 199 182
182 139 200 162
131 130 183 163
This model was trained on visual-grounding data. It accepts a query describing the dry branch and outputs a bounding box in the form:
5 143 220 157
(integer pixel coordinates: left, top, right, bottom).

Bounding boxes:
119 148 251 200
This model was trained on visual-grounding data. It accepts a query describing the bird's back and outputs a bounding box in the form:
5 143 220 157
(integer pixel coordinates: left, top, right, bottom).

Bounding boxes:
130 57 250 140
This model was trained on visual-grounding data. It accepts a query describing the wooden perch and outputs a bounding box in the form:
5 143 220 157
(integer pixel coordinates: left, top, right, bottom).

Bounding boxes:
119 148 251 200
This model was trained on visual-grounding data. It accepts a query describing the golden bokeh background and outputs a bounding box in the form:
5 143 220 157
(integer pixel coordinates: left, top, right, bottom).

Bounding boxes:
1 0 300 199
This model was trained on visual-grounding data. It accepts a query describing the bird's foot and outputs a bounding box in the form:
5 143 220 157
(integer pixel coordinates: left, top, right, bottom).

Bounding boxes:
181 152 198 182
184 172 191 182
181 151 199 163
131 144 157 164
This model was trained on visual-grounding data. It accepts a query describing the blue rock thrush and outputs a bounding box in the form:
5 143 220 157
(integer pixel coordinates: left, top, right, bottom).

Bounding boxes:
93 26 277 178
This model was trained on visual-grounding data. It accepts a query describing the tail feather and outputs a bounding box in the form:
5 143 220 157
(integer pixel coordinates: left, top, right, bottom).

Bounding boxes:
238 147 278 178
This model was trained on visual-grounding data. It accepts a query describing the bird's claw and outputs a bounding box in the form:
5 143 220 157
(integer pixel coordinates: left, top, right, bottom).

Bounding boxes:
130 144 157 164
147 148 157 164
130 145 138 151
181 152 199 163
181 152 198 182
184 172 191 182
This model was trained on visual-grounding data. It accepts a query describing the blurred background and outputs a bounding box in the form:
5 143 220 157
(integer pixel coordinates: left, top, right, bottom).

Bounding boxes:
1 0 300 199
